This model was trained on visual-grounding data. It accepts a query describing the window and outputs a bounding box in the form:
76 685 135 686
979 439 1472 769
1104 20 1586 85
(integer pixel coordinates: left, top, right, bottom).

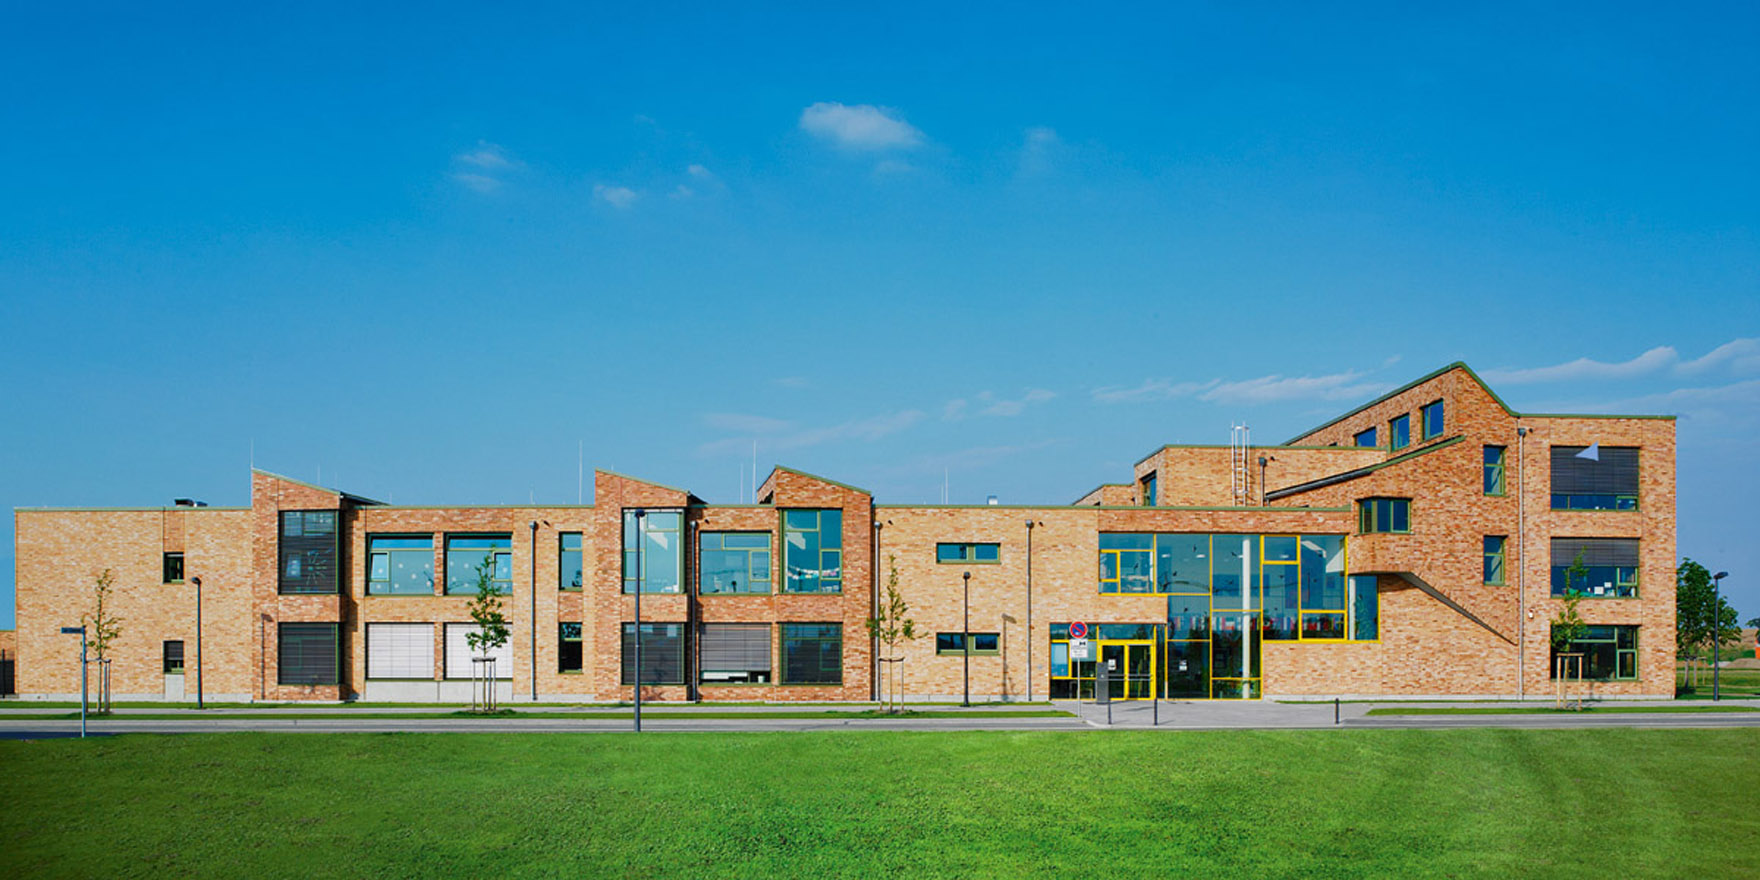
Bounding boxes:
1353 427 1378 448
559 623 583 673
782 509 842 594
162 640 184 674
1349 575 1378 641
1388 414 1411 451
366 622 434 679
1484 536 1507 585
279 510 339 594
936 543 1000 564
445 623 513 679
162 552 184 584
1550 446 1639 510
1551 538 1639 598
278 623 339 685
559 533 582 591
1358 498 1411 534
1421 400 1444 440
700 623 771 683
1550 625 1637 680
1098 533 1154 593
1140 472 1157 506
780 623 842 684
445 535 512 595
700 532 772 594
1483 446 1507 496
620 622 686 685
935 632 1000 655
623 510 683 594
368 536 434 595
1155 534 1211 594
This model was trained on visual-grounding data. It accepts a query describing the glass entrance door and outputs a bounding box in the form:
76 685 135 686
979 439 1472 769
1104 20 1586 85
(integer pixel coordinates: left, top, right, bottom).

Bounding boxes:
1098 641 1155 701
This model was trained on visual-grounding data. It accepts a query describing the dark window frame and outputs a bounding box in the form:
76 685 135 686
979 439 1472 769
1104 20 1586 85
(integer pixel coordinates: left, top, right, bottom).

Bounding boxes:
935 632 1001 655
780 622 843 685
277 622 340 686
936 542 1001 565
1420 400 1445 440
278 510 340 595
1357 498 1411 534
162 640 185 674
162 552 184 584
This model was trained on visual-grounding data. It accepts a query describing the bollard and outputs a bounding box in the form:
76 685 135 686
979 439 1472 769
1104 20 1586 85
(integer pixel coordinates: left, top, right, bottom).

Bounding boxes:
1334 697 1340 725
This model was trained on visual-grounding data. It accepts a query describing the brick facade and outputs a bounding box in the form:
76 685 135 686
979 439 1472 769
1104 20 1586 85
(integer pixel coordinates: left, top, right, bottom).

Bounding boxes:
10 363 1678 702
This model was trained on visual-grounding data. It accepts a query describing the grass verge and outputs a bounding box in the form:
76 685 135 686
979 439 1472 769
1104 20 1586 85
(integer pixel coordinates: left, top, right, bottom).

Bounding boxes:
1367 705 1760 716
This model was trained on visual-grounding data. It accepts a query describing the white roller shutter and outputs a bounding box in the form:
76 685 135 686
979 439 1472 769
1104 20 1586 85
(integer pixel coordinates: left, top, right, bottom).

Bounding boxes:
366 623 434 679
445 623 513 679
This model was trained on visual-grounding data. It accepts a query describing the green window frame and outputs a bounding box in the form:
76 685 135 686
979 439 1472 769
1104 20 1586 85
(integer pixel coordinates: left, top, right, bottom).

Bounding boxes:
558 622 583 673
700 532 772 594
1483 446 1507 496
1550 625 1638 681
1483 535 1507 585
559 533 583 591
936 542 1000 564
1550 446 1639 511
1551 538 1639 598
935 632 1000 655
1140 472 1158 506
1388 414 1411 450
1357 498 1411 534
162 552 184 584
162 640 185 674
444 535 512 595
1353 427 1378 448
782 509 842 594
368 535 435 596
623 510 684 594
1421 400 1444 440
780 622 842 684
700 623 772 684
620 622 686 685
279 510 339 595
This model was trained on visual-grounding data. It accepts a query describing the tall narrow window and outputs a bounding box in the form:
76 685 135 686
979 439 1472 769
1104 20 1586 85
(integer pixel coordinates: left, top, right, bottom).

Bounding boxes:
1353 427 1378 448
1483 536 1507 585
1550 446 1639 510
623 511 684 594
1348 575 1378 641
1140 472 1158 506
162 640 185 674
1483 446 1507 495
445 535 512 595
780 623 842 684
1388 414 1411 450
558 533 583 591
782 509 842 594
700 532 772 594
1357 498 1411 534
1421 400 1445 440
162 552 185 584
368 535 434 595
279 510 339 594
558 623 583 673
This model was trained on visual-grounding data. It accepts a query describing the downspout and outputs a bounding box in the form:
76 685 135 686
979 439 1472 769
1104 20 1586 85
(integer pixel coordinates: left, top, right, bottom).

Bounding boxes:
1025 519 1035 703
529 520 539 702
1516 425 1528 700
871 516 882 702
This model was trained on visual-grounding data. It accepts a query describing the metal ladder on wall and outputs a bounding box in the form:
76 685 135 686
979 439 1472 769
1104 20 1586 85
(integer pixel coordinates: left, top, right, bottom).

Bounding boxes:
1229 424 1252 507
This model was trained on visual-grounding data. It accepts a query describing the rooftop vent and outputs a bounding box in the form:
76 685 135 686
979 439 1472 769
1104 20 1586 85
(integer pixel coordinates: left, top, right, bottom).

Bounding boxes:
986 495 999 506
173 498 208 508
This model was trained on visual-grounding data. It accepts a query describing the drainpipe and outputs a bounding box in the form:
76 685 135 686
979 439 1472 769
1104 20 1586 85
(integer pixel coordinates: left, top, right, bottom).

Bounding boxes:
1516 425 1527 700
529 520 539 702
872 517 882 702
1025 519 1035 702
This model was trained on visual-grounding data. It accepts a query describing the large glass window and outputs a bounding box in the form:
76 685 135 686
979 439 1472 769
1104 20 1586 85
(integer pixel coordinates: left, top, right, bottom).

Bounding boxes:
1421 400 1445 439
444 623 513 679
1550 446 1639 511
1358 498 1410 534
780 623 842 684
937 542 1000 564
623 511 684 594
279 510 339 594
935 632 1000 655
1212 535 1260 609
366 622 433 679
1551 625 1637 680
278 622 339 685
1353 427 1378 448
700 623 771 683
558 623 583 673
368 536 434 595
783 510 842 594
1099 533 1154 594
445 535 512 595
700 532 772 594
558 533 582 591
1388 414 1411 450
1484 536 1507 585
1483 446 1507 496
1155 534 1210 594
620 623 686 685
1551 538 1639 598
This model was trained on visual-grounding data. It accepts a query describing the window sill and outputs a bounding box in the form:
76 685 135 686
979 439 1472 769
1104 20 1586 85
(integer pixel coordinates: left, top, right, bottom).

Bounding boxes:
699 591 775 597
779 591 844 596
934 561 1002 565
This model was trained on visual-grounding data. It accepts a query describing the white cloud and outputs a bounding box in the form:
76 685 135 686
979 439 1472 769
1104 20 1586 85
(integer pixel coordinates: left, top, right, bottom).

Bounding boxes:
451 173 502 194
698 409 926 456
687 164 714 179
943 399 970 421
449 142 523 192
670 185 695 199
799 102 924 150
1018 126 1064 176
1676 338 1760 376
1200 372 1392 405
593 184 639 208
980 388 1056 417
1482 346 1678 385
456 142 518 170
1091 378 1217 404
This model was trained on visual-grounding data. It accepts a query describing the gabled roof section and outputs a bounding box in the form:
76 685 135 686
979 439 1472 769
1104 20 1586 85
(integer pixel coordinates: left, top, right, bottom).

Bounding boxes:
251 468 383 506
1265 436 1465 501
768 465 871 496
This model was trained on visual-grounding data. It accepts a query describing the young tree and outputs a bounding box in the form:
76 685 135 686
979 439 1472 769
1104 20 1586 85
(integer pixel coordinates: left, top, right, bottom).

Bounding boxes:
465 552 511 712
864 555 916 714
82 569 123 713
1677 560 1713 687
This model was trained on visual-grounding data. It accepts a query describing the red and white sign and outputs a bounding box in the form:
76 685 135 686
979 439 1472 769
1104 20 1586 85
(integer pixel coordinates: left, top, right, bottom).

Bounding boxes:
1069 621 1089 640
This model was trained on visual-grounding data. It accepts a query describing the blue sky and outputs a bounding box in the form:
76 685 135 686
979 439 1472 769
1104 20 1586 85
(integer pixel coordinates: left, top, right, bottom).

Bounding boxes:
2 2 1757 627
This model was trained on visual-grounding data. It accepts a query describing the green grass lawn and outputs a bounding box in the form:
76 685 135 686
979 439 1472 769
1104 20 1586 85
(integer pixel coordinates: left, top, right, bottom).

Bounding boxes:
0 708 1071 721
1367 705 1760 716
3 730 1758 879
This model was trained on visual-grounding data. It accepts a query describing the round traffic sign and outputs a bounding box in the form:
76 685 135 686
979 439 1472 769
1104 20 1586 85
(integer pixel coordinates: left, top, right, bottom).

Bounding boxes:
1069 621 1088 640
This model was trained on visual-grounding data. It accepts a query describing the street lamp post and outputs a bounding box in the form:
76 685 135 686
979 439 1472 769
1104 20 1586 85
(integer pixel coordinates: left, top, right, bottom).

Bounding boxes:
191 576 204 710
1713 571 1729 702
962 570 971 707
633 510 645 733
60 626 87 738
